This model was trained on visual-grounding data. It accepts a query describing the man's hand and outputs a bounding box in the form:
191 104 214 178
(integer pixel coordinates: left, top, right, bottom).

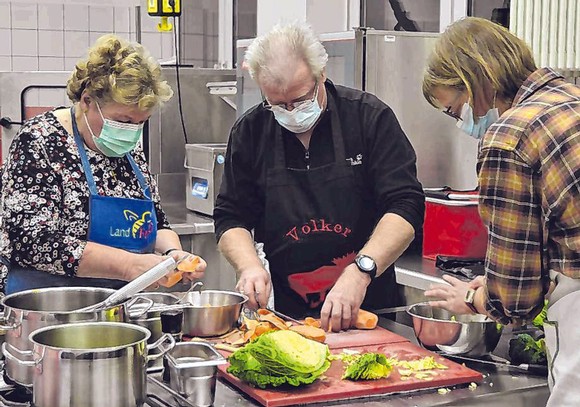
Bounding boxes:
320 263 371 332
236 267 271 309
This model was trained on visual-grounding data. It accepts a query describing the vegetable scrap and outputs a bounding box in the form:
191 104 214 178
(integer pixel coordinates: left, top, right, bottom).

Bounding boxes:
388 356 448 381
221 309 326 347
226 330 331 388
341 353 393 381
437 387 451 395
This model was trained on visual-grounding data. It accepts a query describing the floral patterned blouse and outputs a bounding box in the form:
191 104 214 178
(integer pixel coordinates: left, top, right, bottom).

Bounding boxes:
0 109 170 292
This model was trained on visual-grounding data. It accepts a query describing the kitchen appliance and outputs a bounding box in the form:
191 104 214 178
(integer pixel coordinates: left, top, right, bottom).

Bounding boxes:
184 143 227 216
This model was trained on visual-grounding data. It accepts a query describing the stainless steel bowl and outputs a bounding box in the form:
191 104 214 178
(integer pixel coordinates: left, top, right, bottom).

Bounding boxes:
407 302 503 357
181 290 248 337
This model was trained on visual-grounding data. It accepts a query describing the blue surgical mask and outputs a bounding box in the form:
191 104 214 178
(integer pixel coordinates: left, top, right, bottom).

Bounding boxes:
457 101 499 140
271 98 323 134
84 102 143 157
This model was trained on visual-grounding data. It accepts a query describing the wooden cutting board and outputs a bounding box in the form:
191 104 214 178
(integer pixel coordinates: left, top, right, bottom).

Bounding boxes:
217 340 483 407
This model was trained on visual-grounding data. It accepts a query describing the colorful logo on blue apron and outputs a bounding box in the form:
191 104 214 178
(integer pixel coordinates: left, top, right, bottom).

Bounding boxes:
123 210 154 239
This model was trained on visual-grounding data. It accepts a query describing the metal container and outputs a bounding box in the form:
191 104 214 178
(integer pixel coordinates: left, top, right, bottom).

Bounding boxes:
408 302 503 357
11 322 174 407
166 341 226 407
0 287 139 386
128 292 180 371
182 290 247 337
184 143 227 216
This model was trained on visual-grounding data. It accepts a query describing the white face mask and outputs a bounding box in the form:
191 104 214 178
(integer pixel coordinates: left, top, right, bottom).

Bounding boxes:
271 98 323 133
456 98 500 140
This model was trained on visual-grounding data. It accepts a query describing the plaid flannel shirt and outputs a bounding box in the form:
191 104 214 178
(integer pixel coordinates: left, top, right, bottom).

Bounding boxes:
478 68 580 325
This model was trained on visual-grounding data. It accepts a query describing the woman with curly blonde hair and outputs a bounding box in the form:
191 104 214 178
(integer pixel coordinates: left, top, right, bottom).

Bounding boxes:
0 35 206 293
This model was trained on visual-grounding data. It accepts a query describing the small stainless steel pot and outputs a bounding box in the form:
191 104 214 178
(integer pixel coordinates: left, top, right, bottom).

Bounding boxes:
128 292 180 371
0 287 149 386
166 341 226 407
181 290 248 337
7 322 175 407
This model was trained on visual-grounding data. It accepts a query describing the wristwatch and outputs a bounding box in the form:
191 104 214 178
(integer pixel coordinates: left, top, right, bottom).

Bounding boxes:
464 288 478 314
354 254 377 280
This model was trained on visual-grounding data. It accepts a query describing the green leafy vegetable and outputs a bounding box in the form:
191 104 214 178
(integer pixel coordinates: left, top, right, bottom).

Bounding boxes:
532 300 548 330
342 353 393 380
508 333 547 365
227 330 330 389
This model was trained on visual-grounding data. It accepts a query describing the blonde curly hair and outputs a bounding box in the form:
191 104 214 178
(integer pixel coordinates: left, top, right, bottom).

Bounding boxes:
67 34 173 110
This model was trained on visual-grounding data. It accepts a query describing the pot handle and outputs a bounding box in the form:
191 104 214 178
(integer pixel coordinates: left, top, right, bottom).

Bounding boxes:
146 333 176 362
126 296 155 319
2 343 36 367
0 310 22 330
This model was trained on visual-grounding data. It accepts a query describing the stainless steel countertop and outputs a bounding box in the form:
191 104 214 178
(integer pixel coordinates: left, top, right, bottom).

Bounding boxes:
163 203 214 235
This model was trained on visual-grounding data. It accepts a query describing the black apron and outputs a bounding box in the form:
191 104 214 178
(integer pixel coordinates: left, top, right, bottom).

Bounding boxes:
255 101 401 318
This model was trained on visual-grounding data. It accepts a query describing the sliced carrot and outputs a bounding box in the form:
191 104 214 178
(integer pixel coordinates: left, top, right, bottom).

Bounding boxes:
354 309 378 330
258 313 288 331
160 256 201 288
289 325 326 343
304 317 321 328
159 271 184 288
177 256 201 272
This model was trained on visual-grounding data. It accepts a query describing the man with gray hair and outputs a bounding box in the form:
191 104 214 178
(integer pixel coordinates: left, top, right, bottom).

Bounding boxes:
214 21 424 331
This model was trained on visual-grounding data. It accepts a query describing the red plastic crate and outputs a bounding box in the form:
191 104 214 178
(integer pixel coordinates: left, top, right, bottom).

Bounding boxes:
422 194 488 260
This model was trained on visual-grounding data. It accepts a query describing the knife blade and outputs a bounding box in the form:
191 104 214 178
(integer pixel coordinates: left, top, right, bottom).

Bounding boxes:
266 307 303 325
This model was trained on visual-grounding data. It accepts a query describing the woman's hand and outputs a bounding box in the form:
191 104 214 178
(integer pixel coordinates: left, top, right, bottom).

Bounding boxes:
168 250 207 283
424 274 478 315
124 253 170 288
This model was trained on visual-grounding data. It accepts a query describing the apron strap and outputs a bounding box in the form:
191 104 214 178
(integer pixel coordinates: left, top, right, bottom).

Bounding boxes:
71 106 99 196
70 106 152 200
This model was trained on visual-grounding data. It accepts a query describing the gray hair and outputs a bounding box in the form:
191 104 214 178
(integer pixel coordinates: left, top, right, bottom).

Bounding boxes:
244 21 328 88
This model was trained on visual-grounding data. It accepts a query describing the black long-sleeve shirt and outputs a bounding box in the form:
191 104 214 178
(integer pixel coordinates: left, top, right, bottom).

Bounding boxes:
214 80 425 242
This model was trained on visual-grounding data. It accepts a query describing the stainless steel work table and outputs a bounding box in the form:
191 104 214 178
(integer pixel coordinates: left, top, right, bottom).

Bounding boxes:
146 317 548 407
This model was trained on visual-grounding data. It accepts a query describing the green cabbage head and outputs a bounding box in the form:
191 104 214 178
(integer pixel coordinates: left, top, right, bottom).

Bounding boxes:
227 330 330 388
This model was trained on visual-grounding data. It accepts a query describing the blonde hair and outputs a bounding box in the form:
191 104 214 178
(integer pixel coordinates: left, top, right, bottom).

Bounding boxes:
423 17 537 108
67 34 173 110
245 21 328 89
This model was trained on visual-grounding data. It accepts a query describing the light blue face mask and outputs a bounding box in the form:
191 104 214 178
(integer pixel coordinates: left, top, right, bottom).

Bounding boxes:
84 102 144 157
270 87 323 134
456 100 499 140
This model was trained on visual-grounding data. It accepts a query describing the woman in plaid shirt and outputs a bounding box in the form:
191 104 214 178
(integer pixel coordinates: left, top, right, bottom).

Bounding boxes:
422 17 579 405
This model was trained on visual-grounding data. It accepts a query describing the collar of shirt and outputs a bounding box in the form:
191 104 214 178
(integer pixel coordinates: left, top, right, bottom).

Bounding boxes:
512 67 564 107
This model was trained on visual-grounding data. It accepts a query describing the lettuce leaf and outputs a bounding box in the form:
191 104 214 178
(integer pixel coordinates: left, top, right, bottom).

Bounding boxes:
227 330 331 389
342 353 393 381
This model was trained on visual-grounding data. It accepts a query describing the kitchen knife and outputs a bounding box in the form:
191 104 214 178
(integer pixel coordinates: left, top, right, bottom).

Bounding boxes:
443 353 548 375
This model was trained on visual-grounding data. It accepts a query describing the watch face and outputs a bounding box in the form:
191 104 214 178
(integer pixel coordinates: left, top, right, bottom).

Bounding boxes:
358 256 374 271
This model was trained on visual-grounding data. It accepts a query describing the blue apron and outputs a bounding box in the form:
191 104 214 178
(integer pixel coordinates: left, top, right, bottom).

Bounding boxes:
5 107 158 294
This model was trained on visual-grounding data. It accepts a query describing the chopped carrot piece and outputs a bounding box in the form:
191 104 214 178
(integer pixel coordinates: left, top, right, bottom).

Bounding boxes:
177 256 201 272
289 325 326 343
304 317 322 328
354 309 378 330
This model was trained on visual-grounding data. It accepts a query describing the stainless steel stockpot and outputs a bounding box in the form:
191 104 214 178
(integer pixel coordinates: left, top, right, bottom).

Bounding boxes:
0 287 147 386
10 322 175 407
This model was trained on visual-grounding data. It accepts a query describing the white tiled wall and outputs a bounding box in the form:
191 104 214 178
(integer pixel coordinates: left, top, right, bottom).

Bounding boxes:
0 0 176 73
